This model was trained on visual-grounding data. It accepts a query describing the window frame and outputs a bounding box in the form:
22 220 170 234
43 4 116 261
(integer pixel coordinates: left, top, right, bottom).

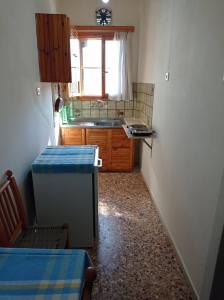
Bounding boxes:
69 32 114 100
67 26 135 101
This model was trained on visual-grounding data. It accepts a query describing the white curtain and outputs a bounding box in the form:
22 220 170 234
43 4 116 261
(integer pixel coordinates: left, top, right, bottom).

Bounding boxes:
108 32 133 100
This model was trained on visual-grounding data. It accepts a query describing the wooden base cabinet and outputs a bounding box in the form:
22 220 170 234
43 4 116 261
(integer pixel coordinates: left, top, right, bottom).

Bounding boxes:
111 148 133 171
110 128 134 172
86 129 111 172
61 127 134 172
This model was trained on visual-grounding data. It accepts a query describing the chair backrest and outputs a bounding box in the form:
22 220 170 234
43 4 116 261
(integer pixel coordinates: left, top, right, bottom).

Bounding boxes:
0 170 27 246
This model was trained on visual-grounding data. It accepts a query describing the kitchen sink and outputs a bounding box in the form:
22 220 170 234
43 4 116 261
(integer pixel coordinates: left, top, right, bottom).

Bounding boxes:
64 118 124 128
93 119 124 127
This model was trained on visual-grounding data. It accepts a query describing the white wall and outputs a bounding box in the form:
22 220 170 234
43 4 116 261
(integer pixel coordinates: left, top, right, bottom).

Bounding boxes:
138 0 224 298
54 0 140 82
0 0 56 213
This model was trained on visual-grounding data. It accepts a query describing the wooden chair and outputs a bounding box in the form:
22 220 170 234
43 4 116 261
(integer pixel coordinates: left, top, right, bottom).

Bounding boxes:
0 170 70 249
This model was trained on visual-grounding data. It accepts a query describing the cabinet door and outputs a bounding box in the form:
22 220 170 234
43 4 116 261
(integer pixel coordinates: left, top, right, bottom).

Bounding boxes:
61 128 86 145
111 128 134 172
111 148 133 171
36 13 71 83
86 129 111 171
35 14 51 82
111 128 132 148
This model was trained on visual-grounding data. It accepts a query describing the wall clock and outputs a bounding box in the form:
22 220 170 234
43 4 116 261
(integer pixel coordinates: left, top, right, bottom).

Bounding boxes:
96 8 112 25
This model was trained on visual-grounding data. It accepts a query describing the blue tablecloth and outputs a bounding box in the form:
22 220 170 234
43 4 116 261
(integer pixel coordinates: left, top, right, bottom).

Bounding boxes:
0 248 91 299
32 146 97 173
42 146 97 156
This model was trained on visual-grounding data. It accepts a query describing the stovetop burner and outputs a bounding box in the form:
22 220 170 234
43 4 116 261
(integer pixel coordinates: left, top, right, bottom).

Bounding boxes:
128 124 153 136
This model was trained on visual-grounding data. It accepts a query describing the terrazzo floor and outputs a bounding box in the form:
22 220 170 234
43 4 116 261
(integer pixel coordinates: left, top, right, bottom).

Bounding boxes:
89 172 195 300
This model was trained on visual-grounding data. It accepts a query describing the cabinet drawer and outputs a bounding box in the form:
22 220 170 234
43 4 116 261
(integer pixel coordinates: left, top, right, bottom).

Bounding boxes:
86 129 110 148
61 128 85 145
111 128 131 148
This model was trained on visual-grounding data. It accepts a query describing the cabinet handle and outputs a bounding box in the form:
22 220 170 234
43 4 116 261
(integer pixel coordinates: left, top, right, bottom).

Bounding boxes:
97 158 103 168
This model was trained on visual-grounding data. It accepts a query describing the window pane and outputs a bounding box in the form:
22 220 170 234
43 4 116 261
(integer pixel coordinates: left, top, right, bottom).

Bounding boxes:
82 40 102 68
105 40 120 96
82 39 102 96
82 69 102 96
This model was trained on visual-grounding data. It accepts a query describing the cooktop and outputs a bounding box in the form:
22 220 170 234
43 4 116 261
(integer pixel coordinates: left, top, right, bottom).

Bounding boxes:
127 124 153 136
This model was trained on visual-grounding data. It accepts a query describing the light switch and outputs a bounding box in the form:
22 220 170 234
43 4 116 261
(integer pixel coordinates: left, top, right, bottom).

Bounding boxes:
165 72 170 81
36 87 41 96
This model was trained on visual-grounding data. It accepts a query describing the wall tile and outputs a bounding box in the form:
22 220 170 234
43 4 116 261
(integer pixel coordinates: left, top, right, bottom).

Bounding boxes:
125 101 134 109
125 110 134 118
82 109 91 118
108 110 116 118
91 109 100 118
140 103 145 111
145 105 150 116
136 102 141 110
134 110 140 119
134 83 154 127
73 101 82 109
74 109 82 118
133 100 138 110
149 95 154 107
116 101 125 109
99 110 108 118
132 82 137 93
139 93 145 103
136 83 143 93
90 101 98 108
82 101 91 109
107 101 116 109
133 92 137 101
117 111 125 118
145 94 150 105
148 84 155 96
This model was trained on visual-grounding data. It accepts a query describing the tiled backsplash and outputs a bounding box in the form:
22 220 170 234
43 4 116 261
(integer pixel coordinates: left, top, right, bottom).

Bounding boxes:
59 83 154 127
61 99 134 122
133 83 154 127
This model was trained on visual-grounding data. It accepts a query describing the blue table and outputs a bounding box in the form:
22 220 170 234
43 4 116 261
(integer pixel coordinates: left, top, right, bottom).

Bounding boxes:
0 248 92 299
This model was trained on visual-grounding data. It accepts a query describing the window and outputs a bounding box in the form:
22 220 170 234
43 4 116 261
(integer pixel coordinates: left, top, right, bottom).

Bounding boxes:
69 36 120 99
68 26 135 100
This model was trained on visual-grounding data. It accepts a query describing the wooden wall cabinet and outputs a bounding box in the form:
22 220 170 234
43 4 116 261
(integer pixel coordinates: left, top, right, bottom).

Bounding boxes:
35 13 71 83
61 127 134 172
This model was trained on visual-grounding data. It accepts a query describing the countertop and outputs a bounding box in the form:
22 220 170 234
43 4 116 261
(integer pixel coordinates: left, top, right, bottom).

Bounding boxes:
61 118 153 139
60 118 125 128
